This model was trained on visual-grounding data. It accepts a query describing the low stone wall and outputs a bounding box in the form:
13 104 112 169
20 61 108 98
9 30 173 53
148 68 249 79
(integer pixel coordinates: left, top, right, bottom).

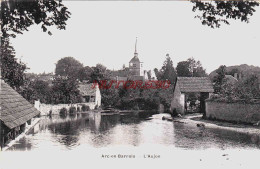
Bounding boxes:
206 101 260 124
39 103 96 116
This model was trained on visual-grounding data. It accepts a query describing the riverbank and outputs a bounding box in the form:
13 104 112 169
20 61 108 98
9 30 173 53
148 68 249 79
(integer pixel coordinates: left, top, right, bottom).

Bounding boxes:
178 114 260 135
2 117 41 151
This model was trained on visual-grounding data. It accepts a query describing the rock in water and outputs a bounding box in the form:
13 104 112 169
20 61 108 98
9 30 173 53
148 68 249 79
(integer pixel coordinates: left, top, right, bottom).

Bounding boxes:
197 123 205 127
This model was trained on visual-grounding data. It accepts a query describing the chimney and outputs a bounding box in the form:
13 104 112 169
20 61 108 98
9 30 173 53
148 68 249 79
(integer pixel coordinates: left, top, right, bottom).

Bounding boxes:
234 73 238 79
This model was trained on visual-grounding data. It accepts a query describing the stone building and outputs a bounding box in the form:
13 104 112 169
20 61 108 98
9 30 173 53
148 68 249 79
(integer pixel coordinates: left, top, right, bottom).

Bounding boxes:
78 83 101 109
0 80 40 148
170 77 214 116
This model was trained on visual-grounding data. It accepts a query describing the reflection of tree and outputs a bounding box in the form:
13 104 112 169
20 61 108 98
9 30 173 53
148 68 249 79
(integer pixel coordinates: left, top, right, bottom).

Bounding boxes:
48 118 88 147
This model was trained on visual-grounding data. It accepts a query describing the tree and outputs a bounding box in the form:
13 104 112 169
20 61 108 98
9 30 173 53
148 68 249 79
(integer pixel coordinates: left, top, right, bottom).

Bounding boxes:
154 54 177 84
213 65 227 93
176 61 192 77
0 37 27 89
21 79 52 104
1 0 71 38
51 76 81 104
55 57 84 78
78 66 93 82
1 0 71 96
234 75 260 100
176 57 207 77
192 1 259 28
90 64 111 83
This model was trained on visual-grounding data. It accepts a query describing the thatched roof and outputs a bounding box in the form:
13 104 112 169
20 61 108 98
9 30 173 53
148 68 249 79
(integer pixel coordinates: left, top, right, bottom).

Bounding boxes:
0 80 40 129
176 77 214 93
78 83 98 96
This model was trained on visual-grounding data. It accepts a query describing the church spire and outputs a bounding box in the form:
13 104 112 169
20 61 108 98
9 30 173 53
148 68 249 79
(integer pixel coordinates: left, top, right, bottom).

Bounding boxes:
134 37 138 57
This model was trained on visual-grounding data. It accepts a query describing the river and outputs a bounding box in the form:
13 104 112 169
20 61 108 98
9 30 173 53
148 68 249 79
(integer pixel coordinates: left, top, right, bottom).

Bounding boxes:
7 112 260 151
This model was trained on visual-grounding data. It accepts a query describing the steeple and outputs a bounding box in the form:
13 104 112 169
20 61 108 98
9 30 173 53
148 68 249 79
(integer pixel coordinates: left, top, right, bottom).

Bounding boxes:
134 37 138 57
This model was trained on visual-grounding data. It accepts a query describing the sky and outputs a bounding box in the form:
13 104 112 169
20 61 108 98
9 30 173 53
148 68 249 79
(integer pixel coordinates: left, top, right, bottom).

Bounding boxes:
10 1 260 74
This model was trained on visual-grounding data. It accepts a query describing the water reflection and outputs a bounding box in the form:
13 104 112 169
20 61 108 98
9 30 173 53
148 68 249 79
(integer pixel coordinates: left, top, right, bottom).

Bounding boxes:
7 112 260 151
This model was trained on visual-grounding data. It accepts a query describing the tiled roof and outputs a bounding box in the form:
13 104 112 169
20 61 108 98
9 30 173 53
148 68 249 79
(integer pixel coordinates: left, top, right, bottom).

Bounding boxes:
0 80 40 129
78 83 97 96
177 77 214 93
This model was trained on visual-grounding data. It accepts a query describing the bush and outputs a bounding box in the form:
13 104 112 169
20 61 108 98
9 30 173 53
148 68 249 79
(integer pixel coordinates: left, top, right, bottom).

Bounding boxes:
59 107 68 116
81 104 90 112
69 106 76 114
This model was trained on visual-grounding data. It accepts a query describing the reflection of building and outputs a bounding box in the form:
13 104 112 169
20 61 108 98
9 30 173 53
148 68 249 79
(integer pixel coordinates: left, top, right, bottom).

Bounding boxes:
89 112 101 132
78 83 101 109
0 80 40 148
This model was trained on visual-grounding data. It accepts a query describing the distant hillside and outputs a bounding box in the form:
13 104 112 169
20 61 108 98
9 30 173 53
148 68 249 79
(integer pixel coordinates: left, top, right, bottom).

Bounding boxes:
209 64 260 80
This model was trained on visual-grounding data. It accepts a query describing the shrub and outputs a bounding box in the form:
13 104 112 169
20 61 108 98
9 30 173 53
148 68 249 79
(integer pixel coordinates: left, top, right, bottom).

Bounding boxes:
69 106 77 114
59 107 68 116
81 104 90 112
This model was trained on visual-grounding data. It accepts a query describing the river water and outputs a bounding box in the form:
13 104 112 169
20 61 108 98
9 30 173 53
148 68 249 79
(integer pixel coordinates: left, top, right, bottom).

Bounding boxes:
7 112 260 151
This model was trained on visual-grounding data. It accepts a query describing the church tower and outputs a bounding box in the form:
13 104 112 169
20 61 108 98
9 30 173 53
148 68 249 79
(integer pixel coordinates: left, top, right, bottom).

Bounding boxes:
129 38 143 76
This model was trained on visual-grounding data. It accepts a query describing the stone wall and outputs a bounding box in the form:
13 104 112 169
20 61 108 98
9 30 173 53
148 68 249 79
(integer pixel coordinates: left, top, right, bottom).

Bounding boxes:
39 103 96 116
170 83 185 115
206 101 260 124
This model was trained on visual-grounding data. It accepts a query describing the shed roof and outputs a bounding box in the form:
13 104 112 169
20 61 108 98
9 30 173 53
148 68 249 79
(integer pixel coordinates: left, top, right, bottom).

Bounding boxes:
0 80 40 129
78 83 98 96
176 77 214 93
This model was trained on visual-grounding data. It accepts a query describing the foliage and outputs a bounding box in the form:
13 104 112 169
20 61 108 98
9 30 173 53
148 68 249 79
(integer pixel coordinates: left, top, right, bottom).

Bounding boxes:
59 107 68 116
90 64 111 83
69 106 77 114
176 57 207 77
78 66 93 82
154 54 177 85
55 57 84 78
51 76 81 104
192 1 259 28
81 104 90 112
1 0 71 38
21 79 52 104
0 37 27 89
210 74 260 103
234 74 260 100
176 61 191 77
213 65 227 93
100 85 120 107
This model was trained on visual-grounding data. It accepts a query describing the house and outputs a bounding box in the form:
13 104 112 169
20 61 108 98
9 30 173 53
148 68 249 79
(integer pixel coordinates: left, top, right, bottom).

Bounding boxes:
170 77 214 116
0 80 40 148
78 83 101 109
